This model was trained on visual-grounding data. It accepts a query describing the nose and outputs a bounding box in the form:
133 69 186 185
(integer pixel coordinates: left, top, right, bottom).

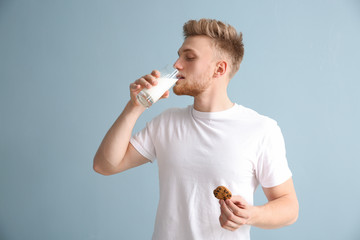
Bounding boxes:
173 58 183 70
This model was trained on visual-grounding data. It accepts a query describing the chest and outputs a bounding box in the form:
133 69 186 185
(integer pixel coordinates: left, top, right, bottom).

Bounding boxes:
153 119 261 183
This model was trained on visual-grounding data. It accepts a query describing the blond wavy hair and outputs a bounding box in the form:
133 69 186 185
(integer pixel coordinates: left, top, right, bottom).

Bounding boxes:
183 19 244 78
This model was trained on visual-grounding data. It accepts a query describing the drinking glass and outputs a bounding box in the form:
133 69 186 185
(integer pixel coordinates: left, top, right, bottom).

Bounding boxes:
136 66 179 108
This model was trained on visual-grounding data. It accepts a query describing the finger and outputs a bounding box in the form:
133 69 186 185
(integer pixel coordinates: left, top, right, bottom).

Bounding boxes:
222 199 247 226
220 200 241 224
135 77 153 89
151 69 161 78
130 83 141 91
219 215 239 231
226 199 248 219
220 199 232 216
143 74 158 86
160 90 170 99
231 196 247 208
219 200 242 230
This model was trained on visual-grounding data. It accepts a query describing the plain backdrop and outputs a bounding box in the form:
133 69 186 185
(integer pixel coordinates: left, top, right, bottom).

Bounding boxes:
1 0 360 239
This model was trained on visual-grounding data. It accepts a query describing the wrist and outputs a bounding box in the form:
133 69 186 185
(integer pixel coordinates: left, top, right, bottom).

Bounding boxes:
127 100 146 113
247 205 263 227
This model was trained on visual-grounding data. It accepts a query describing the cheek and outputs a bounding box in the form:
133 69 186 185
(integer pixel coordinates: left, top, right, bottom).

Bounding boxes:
199 64 215 79
189 62 208 75
185 62 196 72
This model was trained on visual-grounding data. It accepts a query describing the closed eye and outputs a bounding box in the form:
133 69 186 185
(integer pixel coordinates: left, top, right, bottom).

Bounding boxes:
185 56 196 61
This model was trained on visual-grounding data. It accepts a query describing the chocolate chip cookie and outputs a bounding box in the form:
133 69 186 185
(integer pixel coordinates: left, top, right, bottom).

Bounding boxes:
213 186 232 200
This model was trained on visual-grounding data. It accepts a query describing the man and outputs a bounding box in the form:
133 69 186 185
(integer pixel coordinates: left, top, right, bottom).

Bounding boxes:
94 19 299 239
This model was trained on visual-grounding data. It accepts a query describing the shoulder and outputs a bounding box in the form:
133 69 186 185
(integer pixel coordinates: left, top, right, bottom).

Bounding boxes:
236 104 278 131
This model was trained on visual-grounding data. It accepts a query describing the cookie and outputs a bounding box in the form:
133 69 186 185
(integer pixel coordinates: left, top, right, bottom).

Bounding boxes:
213 186 232 200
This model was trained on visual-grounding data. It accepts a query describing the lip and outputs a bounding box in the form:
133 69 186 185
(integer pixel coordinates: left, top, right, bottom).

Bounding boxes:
176 73 185 80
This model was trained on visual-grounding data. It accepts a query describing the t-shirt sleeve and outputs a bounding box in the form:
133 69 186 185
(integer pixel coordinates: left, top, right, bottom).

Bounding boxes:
130 121 157 163
256 123 292 188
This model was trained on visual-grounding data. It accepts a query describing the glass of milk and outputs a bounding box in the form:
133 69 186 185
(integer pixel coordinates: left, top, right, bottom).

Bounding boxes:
136 66 179 108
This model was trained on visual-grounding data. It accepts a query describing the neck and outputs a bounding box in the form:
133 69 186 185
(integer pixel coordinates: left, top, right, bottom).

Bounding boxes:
193 79 234 112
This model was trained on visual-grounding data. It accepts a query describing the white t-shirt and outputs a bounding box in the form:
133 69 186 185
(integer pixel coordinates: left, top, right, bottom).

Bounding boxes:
130 104 292 240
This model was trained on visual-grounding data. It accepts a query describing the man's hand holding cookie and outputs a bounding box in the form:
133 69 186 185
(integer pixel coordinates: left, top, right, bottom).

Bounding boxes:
214 186 257 231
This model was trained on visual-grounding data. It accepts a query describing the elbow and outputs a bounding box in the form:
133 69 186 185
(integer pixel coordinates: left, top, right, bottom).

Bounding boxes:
287 200 299 226
93 155 115 176
93 163 114 176
293 204 300 224
93 162 107 176
287 214 298 226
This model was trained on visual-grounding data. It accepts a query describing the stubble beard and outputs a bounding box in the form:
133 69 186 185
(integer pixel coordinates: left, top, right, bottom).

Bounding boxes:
173 76 212 97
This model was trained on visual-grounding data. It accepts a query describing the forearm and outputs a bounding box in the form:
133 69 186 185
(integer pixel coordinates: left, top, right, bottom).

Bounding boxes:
250 194 299 229
93 100 145 174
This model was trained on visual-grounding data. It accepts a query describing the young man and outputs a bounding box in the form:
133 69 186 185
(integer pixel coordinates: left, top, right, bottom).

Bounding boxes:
94 19 299 239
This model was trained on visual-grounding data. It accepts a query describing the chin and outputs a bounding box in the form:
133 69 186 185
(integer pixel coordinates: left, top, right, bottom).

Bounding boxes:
173 87 199 97
173 89 189 96
173 80 207 97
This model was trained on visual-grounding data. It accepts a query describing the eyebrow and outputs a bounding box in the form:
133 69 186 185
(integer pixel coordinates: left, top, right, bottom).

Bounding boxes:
177 48 196 56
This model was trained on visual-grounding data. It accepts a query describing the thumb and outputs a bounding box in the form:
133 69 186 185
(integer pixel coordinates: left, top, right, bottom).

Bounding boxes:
230 195 248 208
160 90 170 99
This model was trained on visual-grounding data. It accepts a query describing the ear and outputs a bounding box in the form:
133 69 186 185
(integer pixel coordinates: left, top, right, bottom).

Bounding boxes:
213 60 228 78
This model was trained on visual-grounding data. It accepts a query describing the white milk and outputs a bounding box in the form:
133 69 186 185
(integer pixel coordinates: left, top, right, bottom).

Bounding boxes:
137 77 178 108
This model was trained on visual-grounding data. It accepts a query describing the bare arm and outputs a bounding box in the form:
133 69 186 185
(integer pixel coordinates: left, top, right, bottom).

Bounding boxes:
93 100 147 175
250 178 299 228
93 70 167 175
219 178 299 230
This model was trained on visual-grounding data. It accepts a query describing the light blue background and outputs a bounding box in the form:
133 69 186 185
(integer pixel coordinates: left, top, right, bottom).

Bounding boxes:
1 0 360 239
